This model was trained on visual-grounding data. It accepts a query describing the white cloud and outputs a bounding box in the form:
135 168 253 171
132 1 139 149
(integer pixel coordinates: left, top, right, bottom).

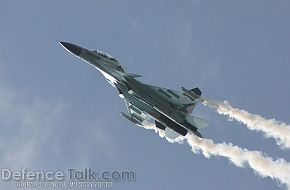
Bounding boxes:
0 60 116 170
0 80 65 168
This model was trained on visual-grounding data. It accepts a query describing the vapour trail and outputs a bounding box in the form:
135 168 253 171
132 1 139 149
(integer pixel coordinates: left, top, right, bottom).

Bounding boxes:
203 99 290 149
142 123 290 189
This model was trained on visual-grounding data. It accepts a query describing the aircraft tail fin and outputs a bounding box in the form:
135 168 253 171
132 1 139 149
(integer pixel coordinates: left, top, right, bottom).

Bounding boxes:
181 87 203 103
190 87 202 96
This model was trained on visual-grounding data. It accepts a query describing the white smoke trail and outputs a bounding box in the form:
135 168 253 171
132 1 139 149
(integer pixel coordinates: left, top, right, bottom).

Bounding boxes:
203 99 290 149
139 122 185 143
186 134 290 189
143 123 290 189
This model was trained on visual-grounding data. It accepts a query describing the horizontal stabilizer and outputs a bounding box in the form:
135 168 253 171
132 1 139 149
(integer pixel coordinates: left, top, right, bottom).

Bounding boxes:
186 115 208 128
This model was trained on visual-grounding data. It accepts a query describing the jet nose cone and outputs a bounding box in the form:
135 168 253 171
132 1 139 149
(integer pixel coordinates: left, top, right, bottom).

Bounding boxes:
59 41 82 56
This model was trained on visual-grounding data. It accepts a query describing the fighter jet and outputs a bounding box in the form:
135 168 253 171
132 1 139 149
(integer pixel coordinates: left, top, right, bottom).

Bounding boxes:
59 41 208 139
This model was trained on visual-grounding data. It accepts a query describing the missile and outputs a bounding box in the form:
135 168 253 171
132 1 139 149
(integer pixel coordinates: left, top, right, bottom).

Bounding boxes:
120 112 143 126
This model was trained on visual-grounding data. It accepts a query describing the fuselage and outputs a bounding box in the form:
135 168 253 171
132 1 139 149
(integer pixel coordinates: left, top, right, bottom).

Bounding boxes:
59 42 201 137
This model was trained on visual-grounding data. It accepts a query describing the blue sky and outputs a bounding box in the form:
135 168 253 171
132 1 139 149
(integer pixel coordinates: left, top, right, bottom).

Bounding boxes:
0 0 290 189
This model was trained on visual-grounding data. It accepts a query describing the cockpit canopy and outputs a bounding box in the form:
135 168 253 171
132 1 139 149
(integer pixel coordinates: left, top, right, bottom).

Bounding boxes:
92 50 117 62
91 49 124 72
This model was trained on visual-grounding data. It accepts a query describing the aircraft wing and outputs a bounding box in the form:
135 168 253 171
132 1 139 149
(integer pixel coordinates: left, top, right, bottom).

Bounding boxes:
146 84 198 113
